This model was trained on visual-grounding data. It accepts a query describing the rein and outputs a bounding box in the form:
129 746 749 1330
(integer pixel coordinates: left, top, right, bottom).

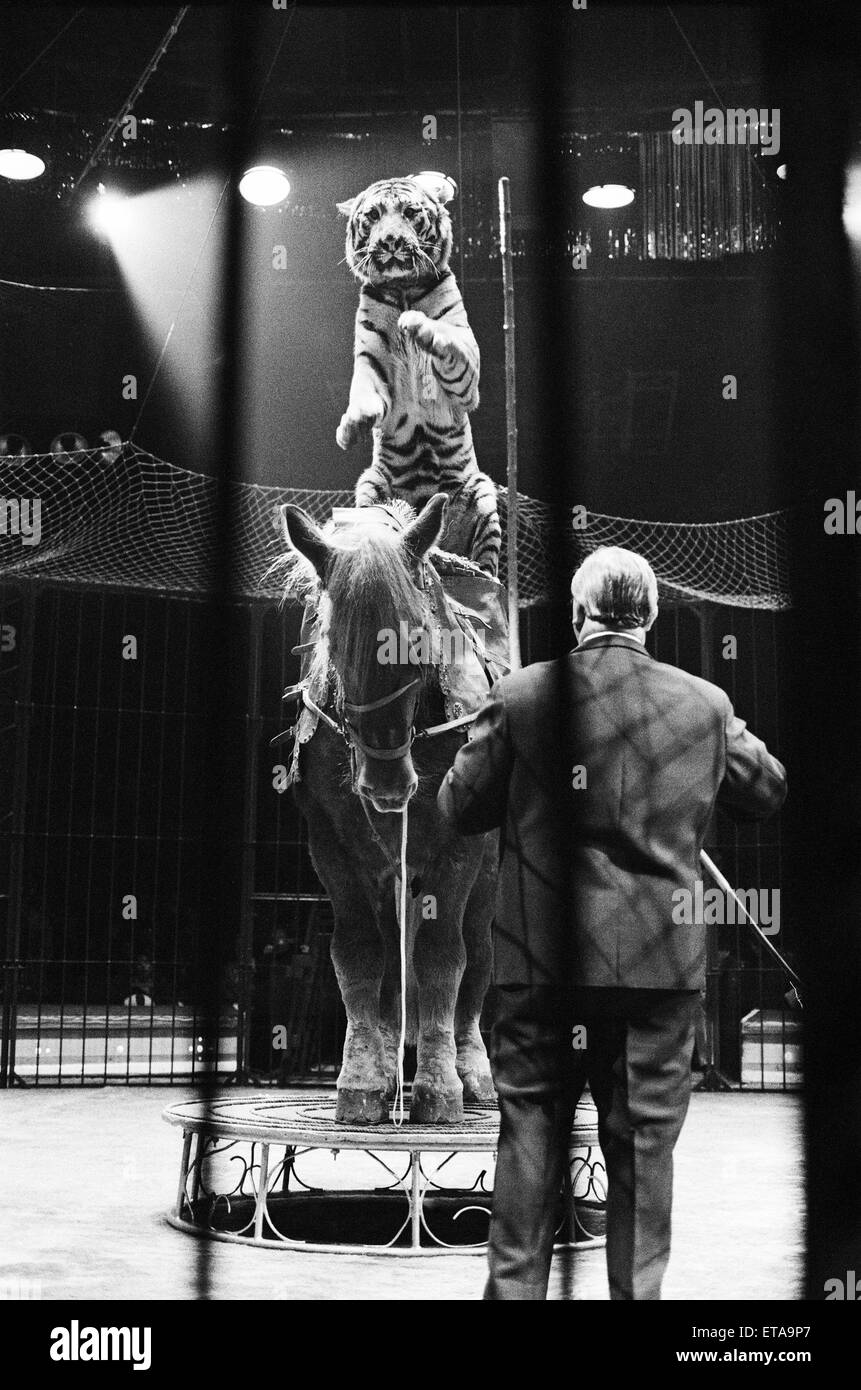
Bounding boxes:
291 671 479 764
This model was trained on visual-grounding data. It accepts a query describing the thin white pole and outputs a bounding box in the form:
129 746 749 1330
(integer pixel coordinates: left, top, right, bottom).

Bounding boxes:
498 176 521 671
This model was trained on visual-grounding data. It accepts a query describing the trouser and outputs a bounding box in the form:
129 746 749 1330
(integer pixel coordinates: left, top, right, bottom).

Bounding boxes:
484 985 700 1301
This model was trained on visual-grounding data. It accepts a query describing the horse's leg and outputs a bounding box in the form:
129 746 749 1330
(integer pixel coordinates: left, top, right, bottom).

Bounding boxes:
302 802 390 1125
330 906 391 1124
455 838 496 1103
410 901 467 1124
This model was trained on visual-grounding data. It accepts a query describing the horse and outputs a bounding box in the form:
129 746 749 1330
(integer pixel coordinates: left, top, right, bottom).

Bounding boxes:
277 493 498 1125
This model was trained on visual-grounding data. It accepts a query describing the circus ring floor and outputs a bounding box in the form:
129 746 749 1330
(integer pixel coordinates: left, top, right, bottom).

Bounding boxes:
0 1087 804 1300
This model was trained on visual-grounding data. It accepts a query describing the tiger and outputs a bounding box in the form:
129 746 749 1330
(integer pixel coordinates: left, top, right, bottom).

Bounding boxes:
335 170 501 577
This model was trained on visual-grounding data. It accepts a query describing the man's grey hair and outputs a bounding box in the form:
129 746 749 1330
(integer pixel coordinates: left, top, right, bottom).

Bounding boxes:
570 546 659 631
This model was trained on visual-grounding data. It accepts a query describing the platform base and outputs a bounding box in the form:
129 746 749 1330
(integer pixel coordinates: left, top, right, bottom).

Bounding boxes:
163 1091 607 1256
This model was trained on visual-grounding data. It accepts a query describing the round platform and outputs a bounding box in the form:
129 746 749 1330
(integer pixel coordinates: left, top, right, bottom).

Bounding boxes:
163 1090 607 1256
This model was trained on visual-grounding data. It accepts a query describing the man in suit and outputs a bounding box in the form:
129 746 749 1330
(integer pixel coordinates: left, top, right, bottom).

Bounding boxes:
437 546 787 1300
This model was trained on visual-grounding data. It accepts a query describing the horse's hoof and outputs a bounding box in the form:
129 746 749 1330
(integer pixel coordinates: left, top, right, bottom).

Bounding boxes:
459 1070 496 1104
335 1088 389 1125
409 1086 464 1125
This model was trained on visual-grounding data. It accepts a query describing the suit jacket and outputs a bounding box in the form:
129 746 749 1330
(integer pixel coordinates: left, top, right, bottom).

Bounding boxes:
437 633 788 991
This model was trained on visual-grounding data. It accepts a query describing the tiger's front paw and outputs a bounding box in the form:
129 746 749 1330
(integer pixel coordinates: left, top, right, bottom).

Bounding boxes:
398 309 439 355
336 401 385 451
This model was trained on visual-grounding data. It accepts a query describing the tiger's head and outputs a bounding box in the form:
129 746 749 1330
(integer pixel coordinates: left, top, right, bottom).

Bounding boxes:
336 171 457 288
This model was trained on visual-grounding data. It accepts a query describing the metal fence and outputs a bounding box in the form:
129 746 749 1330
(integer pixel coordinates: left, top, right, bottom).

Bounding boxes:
1 582 797 1089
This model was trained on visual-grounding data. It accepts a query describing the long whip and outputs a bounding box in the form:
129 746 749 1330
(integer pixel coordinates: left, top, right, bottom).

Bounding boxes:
699 849 802 1007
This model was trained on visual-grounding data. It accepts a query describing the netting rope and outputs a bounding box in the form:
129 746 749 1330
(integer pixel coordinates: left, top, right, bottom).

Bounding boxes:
0 443 791 608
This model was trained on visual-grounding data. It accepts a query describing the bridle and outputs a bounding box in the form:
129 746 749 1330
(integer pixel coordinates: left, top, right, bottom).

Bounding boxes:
277 540 487 793
276 604 483 879
341 675 422 763
294 664 478 790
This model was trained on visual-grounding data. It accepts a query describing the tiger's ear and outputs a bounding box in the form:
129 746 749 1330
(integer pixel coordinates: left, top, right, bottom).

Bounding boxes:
401 494 448 565
336 196 358 217
409 171 457 205
281 504 333 581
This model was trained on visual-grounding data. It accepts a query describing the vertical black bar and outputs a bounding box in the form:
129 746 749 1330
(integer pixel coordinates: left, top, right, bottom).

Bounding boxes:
71 592 85 1084
698 602 714 683
170 596 194 1083
2 584 37 1088
538 4 581 1299
537 13 578 652
697 604 725 1085
150 596 170 1082
87 590 108 1083
33 584 56 1087
769 2 861 1295
195 0 257 1298
237 604 263 1080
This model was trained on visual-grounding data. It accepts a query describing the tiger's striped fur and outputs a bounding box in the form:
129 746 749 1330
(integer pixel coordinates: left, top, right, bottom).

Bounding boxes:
336 172 501 577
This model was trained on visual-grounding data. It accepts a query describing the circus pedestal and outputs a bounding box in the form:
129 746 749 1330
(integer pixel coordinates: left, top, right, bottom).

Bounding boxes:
162 1090 606 1256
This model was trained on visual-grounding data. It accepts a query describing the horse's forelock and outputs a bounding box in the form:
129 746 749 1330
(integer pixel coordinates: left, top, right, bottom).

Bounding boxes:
326 530 428 690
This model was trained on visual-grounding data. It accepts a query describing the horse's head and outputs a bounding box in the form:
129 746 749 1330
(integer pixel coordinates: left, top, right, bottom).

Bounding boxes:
281 495 447 813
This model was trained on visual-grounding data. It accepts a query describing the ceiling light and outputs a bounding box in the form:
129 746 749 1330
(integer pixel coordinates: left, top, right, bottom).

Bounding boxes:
582 184 635 210
239 165 290 206
0 148 46 180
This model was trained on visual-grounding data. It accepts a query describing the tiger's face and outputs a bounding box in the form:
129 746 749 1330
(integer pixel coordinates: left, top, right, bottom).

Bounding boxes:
337 172 456 288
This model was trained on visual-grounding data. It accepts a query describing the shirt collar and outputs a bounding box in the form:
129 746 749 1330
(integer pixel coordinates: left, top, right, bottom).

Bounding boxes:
576 630 650 655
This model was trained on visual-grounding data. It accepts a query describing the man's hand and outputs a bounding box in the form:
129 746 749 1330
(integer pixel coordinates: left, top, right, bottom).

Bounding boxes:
437 686 514 834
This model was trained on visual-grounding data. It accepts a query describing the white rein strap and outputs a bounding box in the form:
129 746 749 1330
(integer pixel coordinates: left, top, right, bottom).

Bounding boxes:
393 803 409 1128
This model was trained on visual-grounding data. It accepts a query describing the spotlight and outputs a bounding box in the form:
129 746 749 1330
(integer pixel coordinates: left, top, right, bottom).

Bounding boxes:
0 433 32 456
50 432 88 462
98 429 123 464
843 164 861 242
88 184 132 236
0 148 46 180
239 165 290 206
582 184 635 210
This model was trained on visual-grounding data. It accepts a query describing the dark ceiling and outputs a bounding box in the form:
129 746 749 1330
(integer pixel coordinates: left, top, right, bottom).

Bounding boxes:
1 4 769 125
0 4 798 521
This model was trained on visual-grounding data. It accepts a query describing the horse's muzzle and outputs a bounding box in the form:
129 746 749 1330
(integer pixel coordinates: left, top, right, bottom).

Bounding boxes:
358 775 418 815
